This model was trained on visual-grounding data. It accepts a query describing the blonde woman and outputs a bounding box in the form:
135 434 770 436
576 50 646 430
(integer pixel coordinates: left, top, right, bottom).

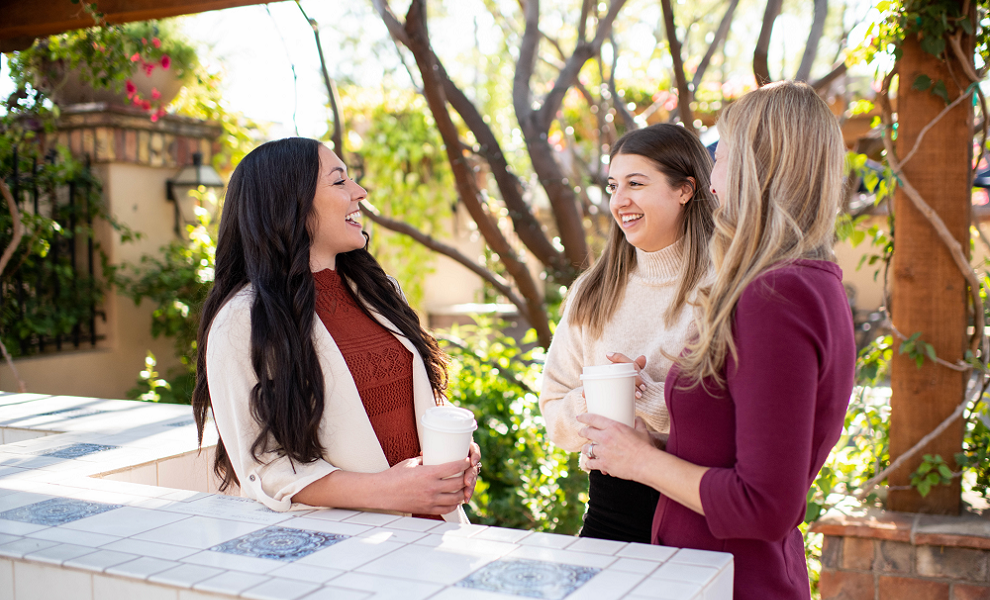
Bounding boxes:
539 124 717 543
577 81 856 598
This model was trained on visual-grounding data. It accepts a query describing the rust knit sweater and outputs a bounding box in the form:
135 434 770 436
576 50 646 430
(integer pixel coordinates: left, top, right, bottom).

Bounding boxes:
312 268 420 467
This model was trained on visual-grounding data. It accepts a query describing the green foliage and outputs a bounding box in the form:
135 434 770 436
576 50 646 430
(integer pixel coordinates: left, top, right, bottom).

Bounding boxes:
910 453 956 497
345 90 455 306
6 17 198 119
170 69 262 177
111 189 218 403
898 331 937 369
441 318 587 534
0 145 130 357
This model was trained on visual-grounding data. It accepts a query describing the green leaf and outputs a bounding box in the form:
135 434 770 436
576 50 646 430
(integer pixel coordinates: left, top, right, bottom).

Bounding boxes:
960 17 974 35
912 74 933 92
931 80 949 104
918 481 931 497
937 464 953 479
920 35 946 57
924 343 937 362
917 461 932 475
926 472 941 485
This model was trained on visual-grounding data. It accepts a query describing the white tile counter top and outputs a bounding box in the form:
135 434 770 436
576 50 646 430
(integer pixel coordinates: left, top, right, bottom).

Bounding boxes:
0 393 733 599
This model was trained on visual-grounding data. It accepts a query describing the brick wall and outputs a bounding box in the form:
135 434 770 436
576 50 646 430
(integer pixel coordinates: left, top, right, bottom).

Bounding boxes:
812 509 990 600
43 103 222 167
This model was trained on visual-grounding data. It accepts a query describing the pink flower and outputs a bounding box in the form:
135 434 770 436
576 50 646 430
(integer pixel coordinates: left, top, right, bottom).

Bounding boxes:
141 37 147 45
125 80 137 98
160 55 171 70
150 112 160 122
151 88 161 100
130 53 141 62
152 38 161 48
141 99 152 111
144 63 155 76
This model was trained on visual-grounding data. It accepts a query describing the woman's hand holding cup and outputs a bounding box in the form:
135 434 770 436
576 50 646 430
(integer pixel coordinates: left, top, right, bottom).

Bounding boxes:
607 352 647 398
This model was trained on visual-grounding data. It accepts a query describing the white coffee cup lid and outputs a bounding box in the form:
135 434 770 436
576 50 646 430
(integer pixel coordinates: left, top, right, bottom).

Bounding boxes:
580 363 637 379
421 406 478 433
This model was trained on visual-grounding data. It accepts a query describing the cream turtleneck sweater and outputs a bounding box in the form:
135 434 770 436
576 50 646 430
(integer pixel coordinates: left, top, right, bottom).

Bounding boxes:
539 238 700 454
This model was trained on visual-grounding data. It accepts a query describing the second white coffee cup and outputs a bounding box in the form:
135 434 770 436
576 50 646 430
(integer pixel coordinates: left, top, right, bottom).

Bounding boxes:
421 406 478 472
580 363 637 427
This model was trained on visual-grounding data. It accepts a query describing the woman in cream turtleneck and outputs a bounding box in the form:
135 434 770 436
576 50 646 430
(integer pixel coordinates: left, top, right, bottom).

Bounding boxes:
539 124 717 543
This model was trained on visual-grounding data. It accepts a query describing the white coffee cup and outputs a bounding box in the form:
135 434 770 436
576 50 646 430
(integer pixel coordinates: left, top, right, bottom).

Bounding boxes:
580 363 637 427
420 406 478 471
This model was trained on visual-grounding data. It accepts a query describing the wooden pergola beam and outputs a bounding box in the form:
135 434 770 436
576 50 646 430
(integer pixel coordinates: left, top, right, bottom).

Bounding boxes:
0 0 278 52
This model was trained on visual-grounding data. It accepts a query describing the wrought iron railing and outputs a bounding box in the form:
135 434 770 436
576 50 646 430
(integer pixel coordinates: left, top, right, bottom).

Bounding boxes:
0 147 104 357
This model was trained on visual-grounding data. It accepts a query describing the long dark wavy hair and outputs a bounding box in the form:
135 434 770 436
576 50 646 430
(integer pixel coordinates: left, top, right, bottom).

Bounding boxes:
192 137 448 491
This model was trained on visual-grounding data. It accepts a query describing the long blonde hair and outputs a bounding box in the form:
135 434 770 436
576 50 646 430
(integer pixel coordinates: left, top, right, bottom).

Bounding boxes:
677 81 845 388
568 124 717 338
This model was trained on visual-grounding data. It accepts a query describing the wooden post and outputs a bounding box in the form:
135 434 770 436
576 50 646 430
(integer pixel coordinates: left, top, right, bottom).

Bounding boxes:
888 26 972 514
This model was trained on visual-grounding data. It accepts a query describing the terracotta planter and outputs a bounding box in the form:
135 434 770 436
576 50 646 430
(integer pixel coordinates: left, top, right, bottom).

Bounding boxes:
45 63 186 108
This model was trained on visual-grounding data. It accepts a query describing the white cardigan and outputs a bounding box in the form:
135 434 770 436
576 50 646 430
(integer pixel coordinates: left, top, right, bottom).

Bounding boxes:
206 283 468 522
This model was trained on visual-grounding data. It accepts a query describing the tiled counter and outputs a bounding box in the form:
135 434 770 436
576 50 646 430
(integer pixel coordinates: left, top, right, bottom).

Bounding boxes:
0 393 733 600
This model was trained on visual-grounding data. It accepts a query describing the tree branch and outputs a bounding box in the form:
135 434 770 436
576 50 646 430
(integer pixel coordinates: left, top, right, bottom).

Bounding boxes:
402 0 552 348
754 0 783 86
660 0 694 132
0 179 26 393
877 70 985 358
608 33 637 131
691 0 739 89
535 0 627 133
359 202 528 314
796 0 828 82
811 61 847 92
298 2 344 155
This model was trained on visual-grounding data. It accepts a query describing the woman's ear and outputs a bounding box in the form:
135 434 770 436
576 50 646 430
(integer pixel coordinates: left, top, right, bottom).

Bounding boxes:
681 177 697 205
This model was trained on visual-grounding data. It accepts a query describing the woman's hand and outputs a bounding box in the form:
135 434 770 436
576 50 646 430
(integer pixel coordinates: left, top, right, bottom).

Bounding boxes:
607 352 648 399
577 414 654 480
379 457 471 515
463 442 481 504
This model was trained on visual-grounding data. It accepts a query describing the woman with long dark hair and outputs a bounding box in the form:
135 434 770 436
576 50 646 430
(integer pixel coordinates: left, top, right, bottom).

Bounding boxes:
539 124 717 542
192 137 477 520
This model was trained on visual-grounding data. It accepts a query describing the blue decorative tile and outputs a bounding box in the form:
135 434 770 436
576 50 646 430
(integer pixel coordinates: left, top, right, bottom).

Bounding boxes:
0 498 122 526
456 559 600 600
38 408 109 419
164 419 195 428
38 443 119 459
209 526 348 562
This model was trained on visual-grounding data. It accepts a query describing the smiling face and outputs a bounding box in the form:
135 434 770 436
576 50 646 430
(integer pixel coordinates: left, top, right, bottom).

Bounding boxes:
308 145 368 271
607 153 693 252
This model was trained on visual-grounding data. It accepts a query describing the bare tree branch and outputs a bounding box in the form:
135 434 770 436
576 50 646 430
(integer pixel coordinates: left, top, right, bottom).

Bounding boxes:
660 0 695 132
298 2 344 155
536 0 627 132
754 0 783 86
608 33 637 131
359 202 529 314
374 0 566 275
876 70 985 357
0 179 26 393
402 0 552 348
811 61 847 92
796 0 828 81
691 0 740 89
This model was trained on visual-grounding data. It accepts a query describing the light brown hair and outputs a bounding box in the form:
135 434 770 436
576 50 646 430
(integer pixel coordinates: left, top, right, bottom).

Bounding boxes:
568 124 717 337
677 81 845 388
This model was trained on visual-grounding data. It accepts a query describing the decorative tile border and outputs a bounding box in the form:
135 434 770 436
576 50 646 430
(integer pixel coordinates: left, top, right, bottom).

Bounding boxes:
210 526 349 562
38 443 120 459
0 497 121 526
455 558 600 599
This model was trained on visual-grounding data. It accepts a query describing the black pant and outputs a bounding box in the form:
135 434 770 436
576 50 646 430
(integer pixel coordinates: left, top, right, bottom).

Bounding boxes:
580 469 660 544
